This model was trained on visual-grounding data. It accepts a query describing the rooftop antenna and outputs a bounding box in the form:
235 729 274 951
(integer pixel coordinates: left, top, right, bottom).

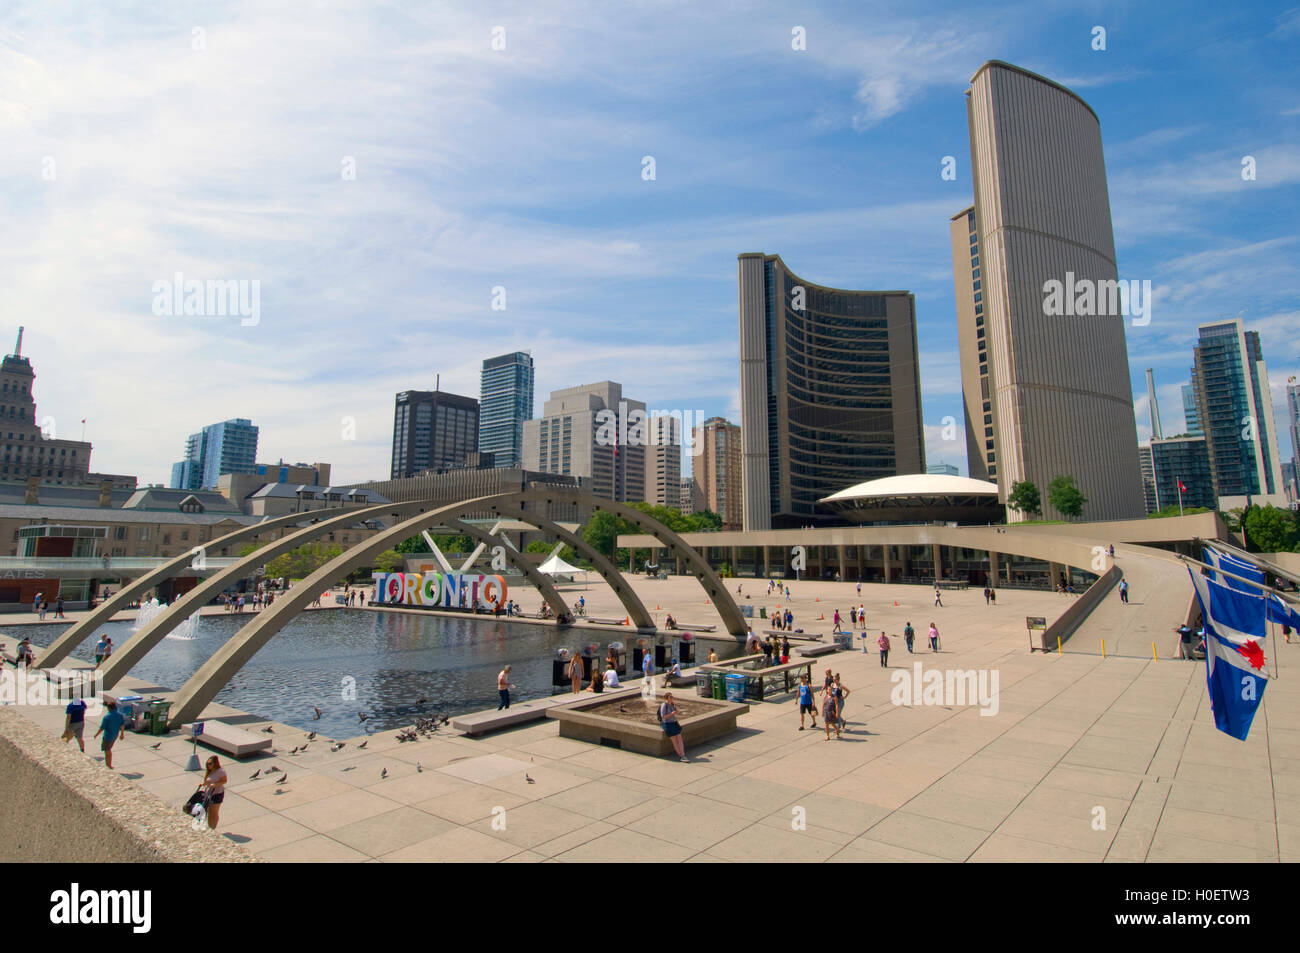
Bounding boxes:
14 326 23 357
435 373 439 393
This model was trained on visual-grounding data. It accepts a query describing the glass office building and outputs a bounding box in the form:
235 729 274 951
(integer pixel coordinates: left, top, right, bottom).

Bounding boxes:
169 418 259 491
479 352 534 469
391 390 479 479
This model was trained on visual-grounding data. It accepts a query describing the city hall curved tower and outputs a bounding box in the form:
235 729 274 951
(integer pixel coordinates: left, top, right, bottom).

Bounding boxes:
958 61 1144 521
738 254 924 530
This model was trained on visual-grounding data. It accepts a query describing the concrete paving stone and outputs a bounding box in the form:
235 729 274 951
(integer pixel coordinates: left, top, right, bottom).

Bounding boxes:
1038 764 1143 800
694 774 809 811
980 736 1071 764
258 834 371 863
600 796 678 828
479 800 594 849
484 763 592 800
952 753 1054 785
1145 831 1272 863
536 779 656 820
1156 807 1279 856
1276 822 1300 863
765 792 892 839
861 810 989 861
625 798 762 850
414 787 531 826
355 766 472 804
552 826 696 862
821 760 948 810
829 838 952 863
204 793 267 825
140 772 213 805
1165 781 1278 823
993 804 1121 856
329 805 457 856
220 813 316 853
281 788 404 834
970 832 1102 862
239 772 354 811
380 825 522 863
900 789 1020 831
563 745 649 775
615 757 722 788
438 752 534 784
1105 782 1169 864
530 820 618 858
517 734 605 759
705 823 843 863
501 850 548 862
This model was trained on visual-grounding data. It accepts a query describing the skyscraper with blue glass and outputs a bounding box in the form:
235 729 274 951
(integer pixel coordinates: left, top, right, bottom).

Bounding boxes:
479 351 534 469
169 418 259 490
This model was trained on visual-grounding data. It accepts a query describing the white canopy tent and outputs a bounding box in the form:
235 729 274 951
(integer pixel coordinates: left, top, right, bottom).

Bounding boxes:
537 551 589 588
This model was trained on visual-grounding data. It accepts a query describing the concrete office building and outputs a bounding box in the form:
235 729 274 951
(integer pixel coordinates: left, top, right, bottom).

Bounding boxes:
1138 445 1157 513
957 61 1145 522
691 416 743 529
169 418 259 491
738 253 924 530
521 381 645 503
927 463 960 477
1287 381 1300 498
0 328 94 486
479 351 534 470
1188 319 1284 501
679 476 696 514
390 389 479 479
645 415 682 510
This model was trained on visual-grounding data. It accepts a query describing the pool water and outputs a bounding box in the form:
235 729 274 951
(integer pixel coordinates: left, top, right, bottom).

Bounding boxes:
10 610 602 736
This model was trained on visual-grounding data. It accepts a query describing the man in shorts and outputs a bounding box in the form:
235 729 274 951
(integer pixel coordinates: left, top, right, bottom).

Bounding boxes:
63 697 88 752
796 674 818 730
93 700 127 769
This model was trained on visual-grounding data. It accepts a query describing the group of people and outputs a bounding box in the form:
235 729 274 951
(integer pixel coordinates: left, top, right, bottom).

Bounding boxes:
32 593 65 620
796 670 851 740
856 621 939 661
771 608 795 631
7 636 36 667
765 580 791 599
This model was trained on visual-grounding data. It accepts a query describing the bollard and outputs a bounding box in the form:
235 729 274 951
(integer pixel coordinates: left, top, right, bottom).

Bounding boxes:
1057 637 1062 654
1101 638 1106 659
1152 641 1157 663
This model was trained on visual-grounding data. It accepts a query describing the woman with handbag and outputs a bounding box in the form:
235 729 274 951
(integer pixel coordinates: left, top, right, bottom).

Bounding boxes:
199 755 228 829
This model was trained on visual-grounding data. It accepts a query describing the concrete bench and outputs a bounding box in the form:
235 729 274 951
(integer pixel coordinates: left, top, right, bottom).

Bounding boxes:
584 617 630 626
798 643 841 658
452 686 642 736
182 721 273 758
669 622 717 632
761 630 821 641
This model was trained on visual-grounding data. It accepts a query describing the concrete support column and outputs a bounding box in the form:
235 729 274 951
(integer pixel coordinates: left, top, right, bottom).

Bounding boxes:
1049 561 1062 588
989 551 1000 586
761 546 769 577
837 545 846 581
901 547 911 577
933 544 943 581
882 545 892 583
729 547 739 576
675 554 683 575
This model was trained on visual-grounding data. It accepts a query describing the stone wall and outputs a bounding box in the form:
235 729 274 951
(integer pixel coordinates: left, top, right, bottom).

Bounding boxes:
0 706 254 863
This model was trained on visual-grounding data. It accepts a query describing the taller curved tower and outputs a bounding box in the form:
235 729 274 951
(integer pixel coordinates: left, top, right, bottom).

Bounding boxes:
738 254 924 530
961 61 1145 521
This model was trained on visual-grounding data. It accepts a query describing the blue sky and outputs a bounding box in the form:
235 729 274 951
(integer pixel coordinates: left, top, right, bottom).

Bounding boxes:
3 0 1298 485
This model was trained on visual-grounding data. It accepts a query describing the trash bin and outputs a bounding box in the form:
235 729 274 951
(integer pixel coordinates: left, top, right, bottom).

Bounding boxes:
724 672 746 702
148 700 172 735
678 640 695 665
834 633 854 651
654 644 668 668
759 607 767 619
711 671 725 699
695 671 712 697
741 604 754 618
553 648 572 687
632 647 644 673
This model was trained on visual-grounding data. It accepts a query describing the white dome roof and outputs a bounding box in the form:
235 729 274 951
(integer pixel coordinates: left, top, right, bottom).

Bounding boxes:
821 473 1000 503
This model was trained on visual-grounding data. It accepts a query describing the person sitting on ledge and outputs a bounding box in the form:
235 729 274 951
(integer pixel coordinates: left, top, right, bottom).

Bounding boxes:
665 614 677 630
603 662 621 688
588 667 605 693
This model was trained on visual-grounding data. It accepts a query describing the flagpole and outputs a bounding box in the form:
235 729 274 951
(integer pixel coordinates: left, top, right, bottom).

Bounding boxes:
1177 476 1183 517
1177 553 1290 599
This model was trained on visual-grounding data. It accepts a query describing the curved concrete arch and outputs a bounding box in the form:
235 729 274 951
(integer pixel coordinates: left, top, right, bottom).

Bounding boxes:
96 499 433 689
37 506 357 668
482 502 654 629
165 490 720 727
443 518 569 618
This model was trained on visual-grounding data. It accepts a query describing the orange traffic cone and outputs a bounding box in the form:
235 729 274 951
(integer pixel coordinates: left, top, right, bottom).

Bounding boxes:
893 600 898 607
624 616 630 626
815 597 819 602
819 613 824 620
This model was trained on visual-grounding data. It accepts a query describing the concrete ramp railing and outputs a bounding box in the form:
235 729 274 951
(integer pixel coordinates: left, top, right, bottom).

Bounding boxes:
1035 564 1121 652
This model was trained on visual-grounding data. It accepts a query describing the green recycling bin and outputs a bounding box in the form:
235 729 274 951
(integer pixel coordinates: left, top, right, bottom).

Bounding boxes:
148 700 172 735
759 607 767 619
711 671 725 699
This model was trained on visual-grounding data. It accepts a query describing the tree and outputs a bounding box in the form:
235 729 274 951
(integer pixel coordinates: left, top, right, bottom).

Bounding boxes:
1242 505 1299 554
1047 476 1087 520
582 510 625 561
263 542 344 580
524 539 580 565
372 549 405 574
1148 505 1210 520
1006 480 1041 518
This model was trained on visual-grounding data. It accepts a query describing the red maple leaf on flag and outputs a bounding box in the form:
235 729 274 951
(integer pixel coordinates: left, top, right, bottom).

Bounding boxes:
1234 639 1266 671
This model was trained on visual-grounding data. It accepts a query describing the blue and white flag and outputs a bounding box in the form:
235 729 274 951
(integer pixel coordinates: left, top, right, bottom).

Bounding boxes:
1202 546 1266 594
1187 568 1269 741
1268 593 1300 630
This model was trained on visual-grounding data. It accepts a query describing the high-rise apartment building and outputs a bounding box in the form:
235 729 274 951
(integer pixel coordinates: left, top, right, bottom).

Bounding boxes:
1189 319 1284 500
1138 445 1157 513
956 61 1145 521
521 381 646 502
0 328 93 485
170 418 259 491
691 416 743 529
738 253 924 530
645 415 682 510
479 352 534 469
1182 384 1202 436
1287 380 1300 498
390 390 479 479
1150 436 1216 512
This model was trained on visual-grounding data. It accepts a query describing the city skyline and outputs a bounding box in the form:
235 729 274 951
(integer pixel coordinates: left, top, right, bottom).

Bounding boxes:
4 2 1298 489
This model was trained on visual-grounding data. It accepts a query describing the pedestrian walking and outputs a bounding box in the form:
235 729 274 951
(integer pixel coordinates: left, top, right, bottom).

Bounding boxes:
796 674 817 730
1119 580 1130 605
103 637 113 663
659 692 688 762
834 674 850 730
33 593 42 616
62 696 87 752
983 587 991 605
55 596 65 619
781 636 790 663
497 665 515 710
833 609 842 634
928 622 940 652
849 606 857 628
93 634 108 668
934 586 943 608
989 588 996 605
877 631 890 668
39 599 47 620
642 648 655 682
569 653 584 694
857 582 862 597
822 679 841 741
93 700 126 769
903 621 915 653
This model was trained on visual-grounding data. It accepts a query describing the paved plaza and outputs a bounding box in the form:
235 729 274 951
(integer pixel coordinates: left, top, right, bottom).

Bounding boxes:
4 558 1298 862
